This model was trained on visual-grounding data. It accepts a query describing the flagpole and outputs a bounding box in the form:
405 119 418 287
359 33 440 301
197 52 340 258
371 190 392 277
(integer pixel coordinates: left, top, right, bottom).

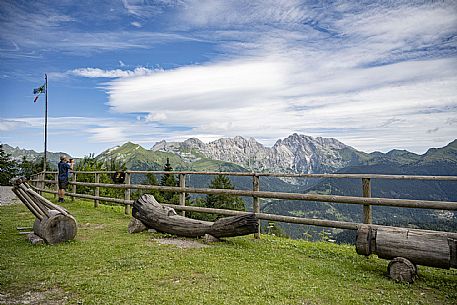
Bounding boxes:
43 74 48 173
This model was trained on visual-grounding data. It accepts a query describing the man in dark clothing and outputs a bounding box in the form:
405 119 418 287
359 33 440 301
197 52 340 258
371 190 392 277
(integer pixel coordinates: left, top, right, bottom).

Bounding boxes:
58 155 74 202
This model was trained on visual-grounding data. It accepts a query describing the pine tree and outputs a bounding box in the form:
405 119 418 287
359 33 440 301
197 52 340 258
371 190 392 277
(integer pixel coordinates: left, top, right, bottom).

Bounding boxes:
187 174 246 221
159 158 179 203
140 172 163 202
0 145 17 185
206 174 245 211
18 156 42 179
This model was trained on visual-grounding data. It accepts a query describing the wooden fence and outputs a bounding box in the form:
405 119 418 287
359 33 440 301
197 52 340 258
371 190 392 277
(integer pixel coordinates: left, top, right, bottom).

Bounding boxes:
30 170 457 237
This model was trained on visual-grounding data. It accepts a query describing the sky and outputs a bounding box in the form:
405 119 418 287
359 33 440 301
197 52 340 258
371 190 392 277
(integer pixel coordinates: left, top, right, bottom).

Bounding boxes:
0 0 456 158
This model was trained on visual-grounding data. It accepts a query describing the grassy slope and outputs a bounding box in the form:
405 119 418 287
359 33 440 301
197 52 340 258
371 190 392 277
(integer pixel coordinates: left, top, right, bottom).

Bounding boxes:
1 200 456 305
97 142 247 173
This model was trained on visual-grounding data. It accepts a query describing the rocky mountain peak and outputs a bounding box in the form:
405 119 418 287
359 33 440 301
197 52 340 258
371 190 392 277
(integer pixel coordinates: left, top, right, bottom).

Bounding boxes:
147 133 365 174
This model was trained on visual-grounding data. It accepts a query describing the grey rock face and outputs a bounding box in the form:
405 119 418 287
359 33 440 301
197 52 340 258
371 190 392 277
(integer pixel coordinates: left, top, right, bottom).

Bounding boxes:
152 133 365 174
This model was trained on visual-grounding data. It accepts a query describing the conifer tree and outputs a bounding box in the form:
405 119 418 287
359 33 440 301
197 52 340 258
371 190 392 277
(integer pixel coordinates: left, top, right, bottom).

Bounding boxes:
0 145 17 185
159 158 179 203
206 174 245 211
14 156 41 178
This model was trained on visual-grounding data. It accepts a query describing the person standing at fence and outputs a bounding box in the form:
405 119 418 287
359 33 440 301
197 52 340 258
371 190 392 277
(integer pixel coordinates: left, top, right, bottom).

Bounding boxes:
58 155 74 202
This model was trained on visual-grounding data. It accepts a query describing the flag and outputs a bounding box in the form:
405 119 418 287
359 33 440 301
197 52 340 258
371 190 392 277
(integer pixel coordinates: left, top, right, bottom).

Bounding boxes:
33 84 45 102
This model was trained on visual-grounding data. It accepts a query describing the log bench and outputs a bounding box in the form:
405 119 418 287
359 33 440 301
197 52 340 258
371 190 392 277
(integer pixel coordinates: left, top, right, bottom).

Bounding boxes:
11 177 77 244
356 224 457 283
131 194 258 238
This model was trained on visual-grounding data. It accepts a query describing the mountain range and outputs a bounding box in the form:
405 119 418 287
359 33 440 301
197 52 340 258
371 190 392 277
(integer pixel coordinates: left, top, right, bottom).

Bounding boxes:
5 133 457 176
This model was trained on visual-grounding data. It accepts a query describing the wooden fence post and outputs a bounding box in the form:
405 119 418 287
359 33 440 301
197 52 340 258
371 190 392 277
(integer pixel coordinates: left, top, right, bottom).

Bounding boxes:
179 173 186 217
72 172 77 201
37 173 42 195
253 174 261 239
124 172 131 215
54 173 58 199
362 178 372 224
41 172 46 195
94 173 100 207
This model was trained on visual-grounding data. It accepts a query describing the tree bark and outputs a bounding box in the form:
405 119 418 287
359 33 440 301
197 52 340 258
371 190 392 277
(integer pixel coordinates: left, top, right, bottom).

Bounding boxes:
356 224 457 269
33 210 77 244
132 194 258 238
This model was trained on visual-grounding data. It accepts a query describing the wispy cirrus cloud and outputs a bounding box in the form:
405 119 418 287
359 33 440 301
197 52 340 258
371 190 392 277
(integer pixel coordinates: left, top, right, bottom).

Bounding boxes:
122 0 179 18
0 0 198 57
131 21 142 28
0 116 180 154
0 119 29 131
69 67 163 78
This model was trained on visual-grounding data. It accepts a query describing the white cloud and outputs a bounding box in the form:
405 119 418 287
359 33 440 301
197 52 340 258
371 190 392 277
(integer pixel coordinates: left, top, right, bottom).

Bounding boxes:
122 0 178 17
69 67 162 78
87 127 127 143
107 57 288 112
0 116 178 153
146 113 167 122
104 51 457 152
0 119 29 131
131 21 142 28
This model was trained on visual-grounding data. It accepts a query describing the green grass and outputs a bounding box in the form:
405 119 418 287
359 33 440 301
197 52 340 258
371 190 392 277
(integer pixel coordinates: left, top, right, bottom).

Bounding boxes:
1 199 456 305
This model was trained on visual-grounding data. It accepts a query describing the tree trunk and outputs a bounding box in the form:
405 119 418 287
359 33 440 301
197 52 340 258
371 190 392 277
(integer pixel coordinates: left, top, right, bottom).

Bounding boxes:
132 194 258 238
33 210 77 244
356 224 457 269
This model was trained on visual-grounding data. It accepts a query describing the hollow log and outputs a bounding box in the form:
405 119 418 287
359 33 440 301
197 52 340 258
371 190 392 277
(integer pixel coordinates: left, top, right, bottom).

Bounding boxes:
32 210 77 244
132 194 258 238
356 224 457 269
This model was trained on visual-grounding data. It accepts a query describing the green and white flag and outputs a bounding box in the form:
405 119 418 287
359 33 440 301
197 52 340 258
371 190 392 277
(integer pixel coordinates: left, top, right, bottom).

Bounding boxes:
33 84 45 102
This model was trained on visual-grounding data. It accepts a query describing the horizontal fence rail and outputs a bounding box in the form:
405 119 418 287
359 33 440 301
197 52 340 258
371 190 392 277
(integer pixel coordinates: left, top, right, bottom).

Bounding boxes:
30 170 457 236
34 179 457 211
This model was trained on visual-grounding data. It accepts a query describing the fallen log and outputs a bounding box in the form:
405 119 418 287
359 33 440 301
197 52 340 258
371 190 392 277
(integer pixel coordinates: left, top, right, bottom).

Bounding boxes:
356 224 457 283
356 225 457 269
132 194 258 238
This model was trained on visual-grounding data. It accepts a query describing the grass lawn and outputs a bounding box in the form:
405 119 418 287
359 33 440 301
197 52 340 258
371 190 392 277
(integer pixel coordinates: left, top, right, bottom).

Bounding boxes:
1 198 456 305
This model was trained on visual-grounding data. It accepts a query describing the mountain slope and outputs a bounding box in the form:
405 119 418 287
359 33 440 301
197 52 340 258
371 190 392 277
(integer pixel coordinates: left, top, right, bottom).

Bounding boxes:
153 134 370 177
2 143 67 165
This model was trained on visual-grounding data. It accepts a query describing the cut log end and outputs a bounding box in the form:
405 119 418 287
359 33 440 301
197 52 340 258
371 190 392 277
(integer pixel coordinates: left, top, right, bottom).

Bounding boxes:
387 257 417 283
33 212 77 244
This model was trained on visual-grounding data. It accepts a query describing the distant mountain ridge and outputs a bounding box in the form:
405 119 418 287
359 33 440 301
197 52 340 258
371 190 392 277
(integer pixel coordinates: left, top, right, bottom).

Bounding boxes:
152 133 369 174
1 143 67 165
151 134 457 175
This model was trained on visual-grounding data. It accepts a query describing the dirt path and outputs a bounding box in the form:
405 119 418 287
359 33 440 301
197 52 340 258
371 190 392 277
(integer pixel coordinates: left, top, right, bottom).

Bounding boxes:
0 186 20 205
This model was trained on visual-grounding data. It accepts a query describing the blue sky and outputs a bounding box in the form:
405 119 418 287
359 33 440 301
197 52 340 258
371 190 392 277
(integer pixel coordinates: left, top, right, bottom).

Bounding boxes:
1 0 456 157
